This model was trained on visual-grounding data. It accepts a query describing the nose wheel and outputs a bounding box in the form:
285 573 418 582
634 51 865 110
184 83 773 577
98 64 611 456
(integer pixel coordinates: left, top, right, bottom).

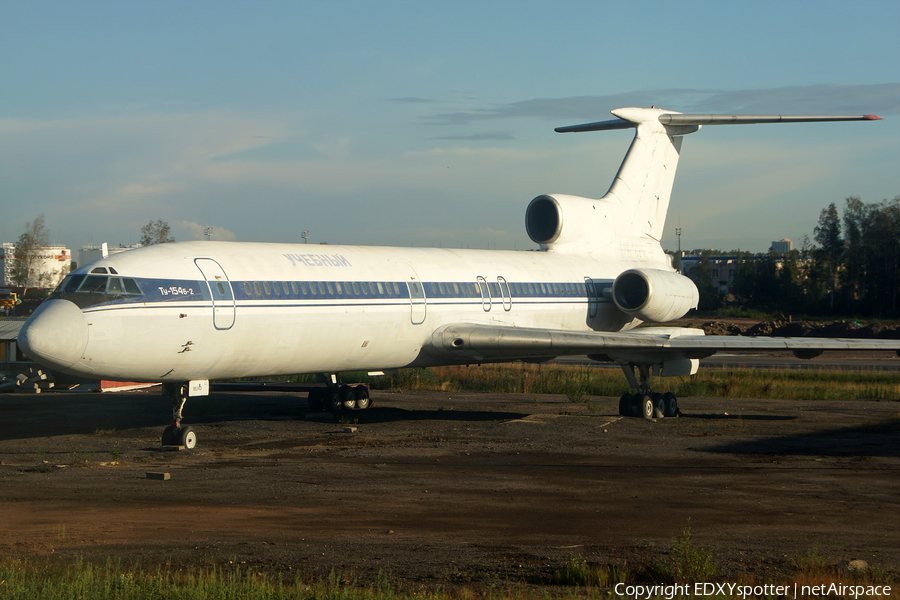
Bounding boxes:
161 383 199 449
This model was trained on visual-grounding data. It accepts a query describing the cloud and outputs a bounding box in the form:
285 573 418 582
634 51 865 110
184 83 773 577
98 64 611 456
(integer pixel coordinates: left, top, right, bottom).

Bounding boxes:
430 132 514 141
390 97 438 104
175 221 238 242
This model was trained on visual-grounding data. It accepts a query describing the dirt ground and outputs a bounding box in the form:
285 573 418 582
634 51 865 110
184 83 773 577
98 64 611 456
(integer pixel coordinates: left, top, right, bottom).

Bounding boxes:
0 387 898 588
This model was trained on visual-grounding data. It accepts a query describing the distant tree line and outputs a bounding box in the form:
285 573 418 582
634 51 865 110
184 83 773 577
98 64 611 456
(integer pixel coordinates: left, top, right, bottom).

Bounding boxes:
683 195 900 318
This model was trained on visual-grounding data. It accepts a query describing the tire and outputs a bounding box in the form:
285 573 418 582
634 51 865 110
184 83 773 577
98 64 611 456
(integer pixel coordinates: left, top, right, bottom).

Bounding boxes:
640 395 654 420
326 388 342 412
618 394 632 416
652 393 665 419
629 395 642 417
340 385 357 410
663 392 678 418
354 386 371 410
161 425 179 446
178 426 197 450
307 389 324 411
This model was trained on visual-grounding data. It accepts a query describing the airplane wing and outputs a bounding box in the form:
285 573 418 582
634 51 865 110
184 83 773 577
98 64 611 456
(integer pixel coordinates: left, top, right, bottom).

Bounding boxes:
430 323 900 363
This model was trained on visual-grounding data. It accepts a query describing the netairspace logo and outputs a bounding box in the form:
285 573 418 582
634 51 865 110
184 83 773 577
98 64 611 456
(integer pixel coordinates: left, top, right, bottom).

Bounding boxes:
613 582 893 599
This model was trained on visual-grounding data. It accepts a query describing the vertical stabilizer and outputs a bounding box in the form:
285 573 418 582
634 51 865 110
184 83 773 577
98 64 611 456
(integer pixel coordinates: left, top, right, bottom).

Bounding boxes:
603 108 694 241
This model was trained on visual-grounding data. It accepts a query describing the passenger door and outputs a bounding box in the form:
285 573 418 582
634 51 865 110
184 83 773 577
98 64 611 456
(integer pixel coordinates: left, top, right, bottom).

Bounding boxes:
195 258 236 330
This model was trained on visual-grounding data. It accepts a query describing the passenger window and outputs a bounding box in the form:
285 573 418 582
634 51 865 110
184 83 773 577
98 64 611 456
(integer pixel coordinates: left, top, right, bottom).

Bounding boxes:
291 282 299 295
438 282 446 295
283 282 290 295
107 277 124 294
326 282 335 295
452 282 460 295
352 282 361 295
335 282 343 294
272 282 280 296
263 282 272 295
217 282 226 296
317 282 326 295
391 282 399 295
377 282 385 295
253 282 262 296
124 278 141 295
300 282 309 295
244 282 252 295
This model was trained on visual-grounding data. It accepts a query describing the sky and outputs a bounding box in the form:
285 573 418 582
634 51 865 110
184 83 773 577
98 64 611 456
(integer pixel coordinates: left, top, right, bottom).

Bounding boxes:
1 0 898 257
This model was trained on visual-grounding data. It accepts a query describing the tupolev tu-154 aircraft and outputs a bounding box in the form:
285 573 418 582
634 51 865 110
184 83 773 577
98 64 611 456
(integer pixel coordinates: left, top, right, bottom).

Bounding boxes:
18 106 895 449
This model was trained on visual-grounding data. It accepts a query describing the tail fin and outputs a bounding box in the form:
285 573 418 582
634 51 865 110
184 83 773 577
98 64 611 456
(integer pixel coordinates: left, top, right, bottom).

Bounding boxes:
555 108 881 243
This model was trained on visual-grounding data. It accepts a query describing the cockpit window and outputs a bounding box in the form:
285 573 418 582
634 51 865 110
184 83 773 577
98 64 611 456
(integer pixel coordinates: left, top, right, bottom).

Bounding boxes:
79 275 109 293
90 267 109 274
49 273 142 309
62 275 85 292
123 278 141 294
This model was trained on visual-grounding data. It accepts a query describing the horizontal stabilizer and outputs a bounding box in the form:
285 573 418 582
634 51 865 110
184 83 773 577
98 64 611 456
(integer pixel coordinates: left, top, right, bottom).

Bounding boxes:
659 113 882 125
554 118 635 133
556 109 882 133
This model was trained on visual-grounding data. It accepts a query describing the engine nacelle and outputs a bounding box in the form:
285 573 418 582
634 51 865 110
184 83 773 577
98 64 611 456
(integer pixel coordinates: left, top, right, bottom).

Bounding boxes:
525 194 615 251
611 268 699 323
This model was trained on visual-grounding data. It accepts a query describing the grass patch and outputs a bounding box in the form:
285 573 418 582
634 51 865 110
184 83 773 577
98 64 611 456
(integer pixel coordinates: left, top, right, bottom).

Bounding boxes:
355 363 900 402
551 555 627 587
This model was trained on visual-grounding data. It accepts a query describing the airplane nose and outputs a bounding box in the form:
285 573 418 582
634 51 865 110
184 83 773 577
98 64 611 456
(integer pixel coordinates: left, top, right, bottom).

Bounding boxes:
18 299 89 372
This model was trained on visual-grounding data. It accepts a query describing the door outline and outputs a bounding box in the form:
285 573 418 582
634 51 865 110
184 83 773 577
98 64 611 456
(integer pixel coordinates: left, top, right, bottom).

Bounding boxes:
497 276 512 311
584 277 599 319
477 276 491 312
194 258 236 330
397 262 426 325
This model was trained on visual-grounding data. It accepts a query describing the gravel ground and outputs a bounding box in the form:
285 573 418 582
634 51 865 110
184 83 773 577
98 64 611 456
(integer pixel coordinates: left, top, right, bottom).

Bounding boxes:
1 387 898 589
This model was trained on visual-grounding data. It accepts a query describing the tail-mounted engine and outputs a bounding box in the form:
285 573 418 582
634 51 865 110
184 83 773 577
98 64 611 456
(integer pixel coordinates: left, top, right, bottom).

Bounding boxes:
611 268 699 323
525 194 615 252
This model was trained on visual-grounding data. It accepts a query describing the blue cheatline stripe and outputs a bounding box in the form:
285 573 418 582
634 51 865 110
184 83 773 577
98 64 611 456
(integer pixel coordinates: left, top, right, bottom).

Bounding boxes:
81 277 614 308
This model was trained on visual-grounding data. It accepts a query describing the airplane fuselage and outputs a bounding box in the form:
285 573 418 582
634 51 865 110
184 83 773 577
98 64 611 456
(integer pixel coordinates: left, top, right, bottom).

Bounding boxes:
30 240 663 382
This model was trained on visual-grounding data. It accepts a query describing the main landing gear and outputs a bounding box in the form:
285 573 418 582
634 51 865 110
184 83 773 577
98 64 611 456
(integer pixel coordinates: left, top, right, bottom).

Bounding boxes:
307 375 372 414
161 382 199 449
618 363 680 419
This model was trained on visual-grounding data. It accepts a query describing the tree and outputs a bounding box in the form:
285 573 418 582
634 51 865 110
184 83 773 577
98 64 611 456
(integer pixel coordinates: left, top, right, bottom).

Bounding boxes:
10 215 51 287
813 203 842 309
139 220 175 246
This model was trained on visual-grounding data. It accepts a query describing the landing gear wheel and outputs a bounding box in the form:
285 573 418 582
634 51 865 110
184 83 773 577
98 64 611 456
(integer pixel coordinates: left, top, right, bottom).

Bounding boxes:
618 394 632 416
354 386 371 410
640 395 654 420
326 388 342 412
629 395 642 417
161 425 179 446
178 426 197 450
663 392 678 418
652 393 666 419
307 389 324 411
340 385 357 410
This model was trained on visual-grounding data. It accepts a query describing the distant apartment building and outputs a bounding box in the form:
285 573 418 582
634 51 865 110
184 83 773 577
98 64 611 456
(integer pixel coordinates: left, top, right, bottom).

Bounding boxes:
0 242 72 288
770 238 792 253
679 254 738 295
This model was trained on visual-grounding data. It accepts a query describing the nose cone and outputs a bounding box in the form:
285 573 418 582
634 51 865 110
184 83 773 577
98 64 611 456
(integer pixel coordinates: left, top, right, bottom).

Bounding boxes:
18 299 89 372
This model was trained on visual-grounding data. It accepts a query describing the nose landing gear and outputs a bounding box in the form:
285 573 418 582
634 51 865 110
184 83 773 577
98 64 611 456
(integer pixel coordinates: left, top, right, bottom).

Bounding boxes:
161 381 206 449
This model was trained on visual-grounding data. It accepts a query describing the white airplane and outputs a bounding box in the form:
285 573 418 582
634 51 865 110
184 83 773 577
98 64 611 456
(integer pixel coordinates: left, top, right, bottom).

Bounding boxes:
18 107 894 449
